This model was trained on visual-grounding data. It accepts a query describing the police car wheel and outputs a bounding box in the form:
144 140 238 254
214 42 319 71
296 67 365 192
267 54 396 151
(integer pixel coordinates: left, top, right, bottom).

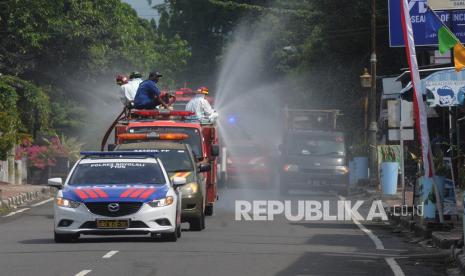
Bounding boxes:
54 232 78 243
176 225 182 238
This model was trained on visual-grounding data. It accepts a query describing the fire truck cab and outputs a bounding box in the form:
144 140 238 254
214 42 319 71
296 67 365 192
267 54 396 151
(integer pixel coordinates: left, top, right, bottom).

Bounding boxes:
103 109 220 216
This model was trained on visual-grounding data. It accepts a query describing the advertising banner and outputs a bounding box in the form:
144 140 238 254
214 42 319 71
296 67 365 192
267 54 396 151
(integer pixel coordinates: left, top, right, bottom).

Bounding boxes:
424 80 465 106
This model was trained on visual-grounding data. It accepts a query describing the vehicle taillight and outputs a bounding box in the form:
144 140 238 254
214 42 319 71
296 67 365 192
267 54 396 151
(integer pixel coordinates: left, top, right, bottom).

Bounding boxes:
118 133 147 140
159 133 189 140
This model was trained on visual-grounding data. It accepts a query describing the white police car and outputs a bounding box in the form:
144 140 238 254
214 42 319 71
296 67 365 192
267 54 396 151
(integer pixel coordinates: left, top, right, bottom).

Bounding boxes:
48 151 185 243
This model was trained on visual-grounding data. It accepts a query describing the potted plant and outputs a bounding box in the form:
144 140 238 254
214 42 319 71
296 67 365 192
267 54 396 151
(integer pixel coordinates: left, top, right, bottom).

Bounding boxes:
432 151 448 206
351 142 369 183
410 151 446 220
379 145 400 195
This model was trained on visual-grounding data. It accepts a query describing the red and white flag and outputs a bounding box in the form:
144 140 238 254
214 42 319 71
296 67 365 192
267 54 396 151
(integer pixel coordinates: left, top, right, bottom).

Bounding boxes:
399 0 434 177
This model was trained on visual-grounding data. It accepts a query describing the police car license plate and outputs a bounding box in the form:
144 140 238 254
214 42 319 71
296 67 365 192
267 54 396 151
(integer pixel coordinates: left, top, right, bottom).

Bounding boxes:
96 219 129 229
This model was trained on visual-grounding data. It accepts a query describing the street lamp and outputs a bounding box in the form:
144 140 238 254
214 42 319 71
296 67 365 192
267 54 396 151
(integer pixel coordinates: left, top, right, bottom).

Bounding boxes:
360 68 371 144
367 0 378 185
360 68 371 88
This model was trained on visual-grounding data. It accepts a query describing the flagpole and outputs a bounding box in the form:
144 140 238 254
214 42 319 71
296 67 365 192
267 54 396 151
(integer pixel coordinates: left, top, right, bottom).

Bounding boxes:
400 0 444 223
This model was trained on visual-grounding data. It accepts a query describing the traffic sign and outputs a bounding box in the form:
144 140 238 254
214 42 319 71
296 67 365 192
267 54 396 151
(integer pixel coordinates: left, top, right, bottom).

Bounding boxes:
389 0 465 47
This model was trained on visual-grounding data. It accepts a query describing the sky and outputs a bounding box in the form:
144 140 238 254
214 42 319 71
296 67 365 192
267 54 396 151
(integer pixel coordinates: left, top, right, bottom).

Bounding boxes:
122 0 163 21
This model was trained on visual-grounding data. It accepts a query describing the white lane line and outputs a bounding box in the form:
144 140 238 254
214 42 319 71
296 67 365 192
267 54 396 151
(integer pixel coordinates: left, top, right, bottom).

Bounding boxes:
385 257 405 276
75 270 92 276
339 196 405 276
351 215 385 250
31 198 53 207
339 196 384 249
2 208 30 218
102 250 119 259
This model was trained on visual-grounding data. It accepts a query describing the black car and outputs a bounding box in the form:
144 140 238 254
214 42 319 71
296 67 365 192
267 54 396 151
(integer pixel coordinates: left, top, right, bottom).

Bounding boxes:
279 130 349 195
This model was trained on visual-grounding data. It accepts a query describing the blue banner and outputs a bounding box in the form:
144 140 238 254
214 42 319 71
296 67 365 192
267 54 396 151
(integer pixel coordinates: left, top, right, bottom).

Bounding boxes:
389 0 465 47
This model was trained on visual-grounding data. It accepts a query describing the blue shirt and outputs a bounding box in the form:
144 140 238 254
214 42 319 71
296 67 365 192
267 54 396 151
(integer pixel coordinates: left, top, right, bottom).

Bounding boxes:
133 80 161 109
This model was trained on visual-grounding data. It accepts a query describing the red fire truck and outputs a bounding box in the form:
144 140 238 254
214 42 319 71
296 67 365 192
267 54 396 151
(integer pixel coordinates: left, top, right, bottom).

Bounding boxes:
101 109 220 216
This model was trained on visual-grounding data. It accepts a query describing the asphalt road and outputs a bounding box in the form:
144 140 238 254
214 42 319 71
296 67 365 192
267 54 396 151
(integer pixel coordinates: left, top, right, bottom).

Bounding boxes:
0 187 448 276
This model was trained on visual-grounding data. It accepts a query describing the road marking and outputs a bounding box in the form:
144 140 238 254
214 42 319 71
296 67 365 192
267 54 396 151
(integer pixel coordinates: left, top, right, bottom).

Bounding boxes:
351 214 385 250
75 270 92 276
339 196 405 276
31 198 53 207
102 250 119 259
385 257 405 276
2 208 30 217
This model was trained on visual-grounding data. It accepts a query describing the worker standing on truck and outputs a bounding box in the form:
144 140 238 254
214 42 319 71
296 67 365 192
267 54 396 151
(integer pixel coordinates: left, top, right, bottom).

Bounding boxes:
186 87 218 122
116 74 128 87
120 71 143 107
133 71 170 110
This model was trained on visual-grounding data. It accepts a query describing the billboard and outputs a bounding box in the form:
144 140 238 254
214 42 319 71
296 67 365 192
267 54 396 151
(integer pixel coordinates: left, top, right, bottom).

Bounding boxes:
424 80 465 106
389 0 465 47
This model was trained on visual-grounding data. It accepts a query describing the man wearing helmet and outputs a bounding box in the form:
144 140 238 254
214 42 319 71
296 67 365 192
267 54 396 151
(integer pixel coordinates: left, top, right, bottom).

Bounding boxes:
133 71 170 110
119 71 143 107
185 87 217 122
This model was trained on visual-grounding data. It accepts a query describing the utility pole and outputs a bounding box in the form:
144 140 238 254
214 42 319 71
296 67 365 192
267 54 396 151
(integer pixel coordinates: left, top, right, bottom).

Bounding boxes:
369 0 378 183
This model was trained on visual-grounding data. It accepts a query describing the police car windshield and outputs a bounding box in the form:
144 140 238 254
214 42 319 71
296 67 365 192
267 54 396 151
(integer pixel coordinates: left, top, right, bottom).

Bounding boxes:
68 162 165 185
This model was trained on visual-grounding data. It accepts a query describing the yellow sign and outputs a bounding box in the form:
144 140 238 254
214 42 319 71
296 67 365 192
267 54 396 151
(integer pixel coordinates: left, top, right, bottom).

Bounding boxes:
170 172 191 179
428 0 465 10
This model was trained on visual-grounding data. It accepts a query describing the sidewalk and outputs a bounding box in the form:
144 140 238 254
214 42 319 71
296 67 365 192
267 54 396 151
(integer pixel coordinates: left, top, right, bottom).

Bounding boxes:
351 183 465 273
0 181 53 211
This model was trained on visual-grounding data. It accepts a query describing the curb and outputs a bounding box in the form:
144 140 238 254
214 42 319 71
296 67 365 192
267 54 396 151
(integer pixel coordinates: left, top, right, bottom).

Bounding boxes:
0 187 53 210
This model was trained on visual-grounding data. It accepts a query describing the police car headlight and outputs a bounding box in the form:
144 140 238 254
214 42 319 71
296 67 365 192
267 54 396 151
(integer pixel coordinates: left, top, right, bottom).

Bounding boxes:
181 183 199 194
148 196 174 207
56 197 80 208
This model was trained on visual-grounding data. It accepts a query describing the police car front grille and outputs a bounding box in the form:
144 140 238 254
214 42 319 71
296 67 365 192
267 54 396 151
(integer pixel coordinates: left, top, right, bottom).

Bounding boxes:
84 202 143 217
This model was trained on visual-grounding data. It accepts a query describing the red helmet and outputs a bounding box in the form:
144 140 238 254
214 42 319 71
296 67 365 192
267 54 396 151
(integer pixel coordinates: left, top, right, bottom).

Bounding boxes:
116 75 128 85
196 86 209 94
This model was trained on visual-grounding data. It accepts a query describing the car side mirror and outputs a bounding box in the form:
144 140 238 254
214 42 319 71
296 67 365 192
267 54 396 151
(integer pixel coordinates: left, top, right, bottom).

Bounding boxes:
172 176 187 187
47 178 63 189
198 163 211 173
211 144 220 157
107 144 116 151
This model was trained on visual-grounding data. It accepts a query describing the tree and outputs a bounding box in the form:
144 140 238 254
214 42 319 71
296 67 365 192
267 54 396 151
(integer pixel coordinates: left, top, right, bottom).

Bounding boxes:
0 0 191 142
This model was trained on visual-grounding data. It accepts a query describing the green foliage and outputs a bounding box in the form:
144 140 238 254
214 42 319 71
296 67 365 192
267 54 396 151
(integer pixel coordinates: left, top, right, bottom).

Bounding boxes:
379 146 399 163
156 0 404 141
0 75 51 159
0 0 191 146
0 76 50 135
